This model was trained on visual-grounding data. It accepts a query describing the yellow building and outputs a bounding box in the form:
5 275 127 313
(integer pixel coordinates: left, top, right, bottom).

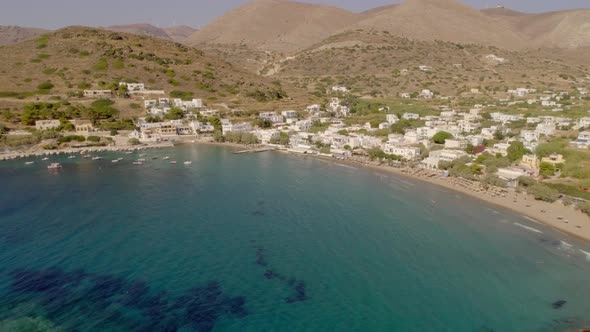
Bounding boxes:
520 154 539 170
541 154 565 166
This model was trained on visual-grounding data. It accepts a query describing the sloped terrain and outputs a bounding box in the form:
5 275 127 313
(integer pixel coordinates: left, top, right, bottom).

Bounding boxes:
0 27 311 111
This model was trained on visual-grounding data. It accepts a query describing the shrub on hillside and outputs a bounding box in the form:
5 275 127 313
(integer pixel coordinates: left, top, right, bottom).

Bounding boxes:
169 90 194 100
482 174 507 188
58 135 85 143
577 202 590 217
37 82 54 91
527 184 560 203
517 176 537 188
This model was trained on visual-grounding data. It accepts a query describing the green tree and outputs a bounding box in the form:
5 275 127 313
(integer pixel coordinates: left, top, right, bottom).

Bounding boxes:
390 119 411 134
128 138 140 145
493 130 505 140
432 131 453 144
270 132 290 146
164 107 185 120
507 141 528 162
58 119 75 132
527 184 559 202
517 176 537 188
539 162 556 178
208 116 222 134
86 99 118 124
255 118 272 129
483 174 508 188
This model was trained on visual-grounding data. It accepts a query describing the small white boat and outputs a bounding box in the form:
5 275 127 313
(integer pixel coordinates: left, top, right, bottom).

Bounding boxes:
92 156 102 160
170 161 177 164
25 161 35 165
184 161 193 165
111 160 119 163
41 157 49 161
139 154 147 157
163 156 170 160
117 158 124 161
133 161 143 165
47 163 62 170
137 158 146 162
125 151 133 155
68 156 76 159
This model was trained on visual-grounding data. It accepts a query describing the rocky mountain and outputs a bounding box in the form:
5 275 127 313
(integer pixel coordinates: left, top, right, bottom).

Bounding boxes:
185 0 360 52
188 0 590 52
0 26 50 46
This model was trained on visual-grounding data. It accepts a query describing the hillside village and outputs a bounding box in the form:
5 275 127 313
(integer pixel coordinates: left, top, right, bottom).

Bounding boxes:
1 1 590 217
3 77 590 212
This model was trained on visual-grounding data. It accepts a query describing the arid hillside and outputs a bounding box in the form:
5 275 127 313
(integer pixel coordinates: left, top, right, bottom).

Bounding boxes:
348 0 526 50
185 0 360 52
188 0 590 53
482 8 590 48
0 27 311 111
266 30 590 97
105 24 172 41
163 26 198 43
0 26 50 46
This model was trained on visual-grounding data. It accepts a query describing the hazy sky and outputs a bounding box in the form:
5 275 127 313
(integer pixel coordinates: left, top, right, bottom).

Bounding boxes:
2 0 589 29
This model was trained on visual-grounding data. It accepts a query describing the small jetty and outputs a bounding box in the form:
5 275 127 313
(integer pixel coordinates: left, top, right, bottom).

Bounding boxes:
233 147 276 155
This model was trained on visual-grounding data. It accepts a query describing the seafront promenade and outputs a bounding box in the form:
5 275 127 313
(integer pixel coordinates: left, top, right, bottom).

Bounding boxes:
0 142 175 161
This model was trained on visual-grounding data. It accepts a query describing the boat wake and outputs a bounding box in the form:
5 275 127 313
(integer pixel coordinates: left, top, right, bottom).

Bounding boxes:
580 250 590 262
514 223 543 234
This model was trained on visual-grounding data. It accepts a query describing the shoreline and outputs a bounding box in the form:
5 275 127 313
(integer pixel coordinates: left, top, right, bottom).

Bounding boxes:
275 150 590 245
3 139 590 244
0 142 175 160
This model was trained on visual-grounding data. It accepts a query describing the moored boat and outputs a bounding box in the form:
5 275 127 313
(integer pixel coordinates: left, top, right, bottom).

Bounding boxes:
184 161 192 165
25 161 35 165
47 163 62 169
170 161 177 164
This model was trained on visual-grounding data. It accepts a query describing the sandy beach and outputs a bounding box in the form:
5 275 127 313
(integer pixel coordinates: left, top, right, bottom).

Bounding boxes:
275 150 590 244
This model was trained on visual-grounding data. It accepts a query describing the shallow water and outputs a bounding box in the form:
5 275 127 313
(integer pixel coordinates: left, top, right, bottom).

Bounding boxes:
0 144 589 331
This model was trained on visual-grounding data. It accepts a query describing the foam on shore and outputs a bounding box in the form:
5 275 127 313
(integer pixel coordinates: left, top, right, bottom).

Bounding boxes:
514 223 543 234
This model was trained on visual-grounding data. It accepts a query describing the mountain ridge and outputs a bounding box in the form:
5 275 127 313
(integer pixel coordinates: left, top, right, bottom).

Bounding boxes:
187 0 590 51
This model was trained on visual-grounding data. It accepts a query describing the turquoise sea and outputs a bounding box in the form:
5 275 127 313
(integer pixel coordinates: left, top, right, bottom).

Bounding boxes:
1 144 590 332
